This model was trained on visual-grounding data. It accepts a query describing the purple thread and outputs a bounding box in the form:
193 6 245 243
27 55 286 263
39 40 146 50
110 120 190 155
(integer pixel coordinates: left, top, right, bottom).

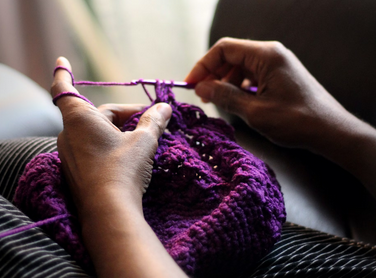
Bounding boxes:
74 79 194 88
53 91 95 107
53 66 195 89
0 214 69 239
54 66 75 85
13 67 285 276
139 79 154 102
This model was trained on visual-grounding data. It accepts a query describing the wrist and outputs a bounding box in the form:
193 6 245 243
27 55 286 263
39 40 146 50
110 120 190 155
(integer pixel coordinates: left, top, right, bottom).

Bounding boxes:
76 183 144 221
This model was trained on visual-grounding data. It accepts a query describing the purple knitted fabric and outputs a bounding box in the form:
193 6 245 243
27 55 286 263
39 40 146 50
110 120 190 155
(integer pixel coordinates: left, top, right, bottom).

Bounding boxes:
14 81 286 277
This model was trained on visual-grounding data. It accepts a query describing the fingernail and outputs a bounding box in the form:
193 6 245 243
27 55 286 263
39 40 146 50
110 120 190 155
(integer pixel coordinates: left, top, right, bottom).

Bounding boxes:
196 82 214 101
156 103 172 121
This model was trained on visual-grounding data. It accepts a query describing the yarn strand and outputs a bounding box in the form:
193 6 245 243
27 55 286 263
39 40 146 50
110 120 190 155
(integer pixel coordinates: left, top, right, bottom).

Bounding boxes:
0 214 69 239
53 65 196 89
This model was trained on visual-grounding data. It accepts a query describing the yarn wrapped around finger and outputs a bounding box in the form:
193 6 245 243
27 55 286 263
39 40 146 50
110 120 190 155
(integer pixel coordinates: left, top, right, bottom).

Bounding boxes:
14 80 286 277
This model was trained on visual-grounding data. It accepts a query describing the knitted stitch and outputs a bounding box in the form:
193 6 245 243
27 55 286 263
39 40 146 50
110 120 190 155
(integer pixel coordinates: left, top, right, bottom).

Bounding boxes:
14 80 286 277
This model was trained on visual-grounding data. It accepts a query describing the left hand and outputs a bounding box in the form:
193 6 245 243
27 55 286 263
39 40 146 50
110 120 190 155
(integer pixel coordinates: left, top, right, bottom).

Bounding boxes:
51 57 172 215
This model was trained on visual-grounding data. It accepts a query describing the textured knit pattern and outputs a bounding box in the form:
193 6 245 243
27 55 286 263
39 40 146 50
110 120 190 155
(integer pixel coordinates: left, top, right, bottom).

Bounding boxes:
14 82 286 276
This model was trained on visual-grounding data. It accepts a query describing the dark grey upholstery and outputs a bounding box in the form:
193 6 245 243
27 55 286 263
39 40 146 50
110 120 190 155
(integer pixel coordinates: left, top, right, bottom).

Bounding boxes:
0 64 62 139
209 0 376 243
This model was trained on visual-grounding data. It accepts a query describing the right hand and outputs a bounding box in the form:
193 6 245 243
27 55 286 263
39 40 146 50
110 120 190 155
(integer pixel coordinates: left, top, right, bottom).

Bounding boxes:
185 38 353 150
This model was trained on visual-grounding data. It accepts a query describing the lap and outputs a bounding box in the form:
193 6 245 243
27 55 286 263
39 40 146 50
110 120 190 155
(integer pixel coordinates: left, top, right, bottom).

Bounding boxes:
242 223 376 278
0 196 90 277
0 137 57 201
0 137 375 277
0 137 90 277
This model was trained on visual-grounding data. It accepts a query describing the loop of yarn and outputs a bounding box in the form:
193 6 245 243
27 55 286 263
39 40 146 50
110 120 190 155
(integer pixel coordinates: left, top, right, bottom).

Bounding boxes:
14 79 286 277
52 91 95 106
54 66 75 85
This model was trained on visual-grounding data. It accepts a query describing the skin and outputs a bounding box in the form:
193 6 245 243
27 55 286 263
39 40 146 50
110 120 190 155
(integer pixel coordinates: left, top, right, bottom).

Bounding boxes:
185 37 376 200
52 57 188 278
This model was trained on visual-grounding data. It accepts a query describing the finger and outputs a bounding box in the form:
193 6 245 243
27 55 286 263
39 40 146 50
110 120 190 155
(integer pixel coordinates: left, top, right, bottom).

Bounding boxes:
222 66 245 87
195 80 255 117
184 38 265 83
205 66 248 92
201 63 240 84
207 62 234 80
98 103 146 128
51 57 79 97
51 57 93 115
136 103 172 140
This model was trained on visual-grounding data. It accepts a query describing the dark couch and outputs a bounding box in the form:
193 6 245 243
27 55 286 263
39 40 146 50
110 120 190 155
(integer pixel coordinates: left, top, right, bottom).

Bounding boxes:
0 63 62 140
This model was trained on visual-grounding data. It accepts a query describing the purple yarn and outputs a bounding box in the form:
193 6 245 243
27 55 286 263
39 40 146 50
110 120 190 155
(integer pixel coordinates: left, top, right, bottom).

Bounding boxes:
53 91 95 107
0 214 69 239
14 153 93 271
14 80 286 276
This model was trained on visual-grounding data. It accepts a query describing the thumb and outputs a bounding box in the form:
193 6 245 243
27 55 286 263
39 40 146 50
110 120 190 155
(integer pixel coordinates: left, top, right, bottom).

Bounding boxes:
195 80 255 117
136 103 172 140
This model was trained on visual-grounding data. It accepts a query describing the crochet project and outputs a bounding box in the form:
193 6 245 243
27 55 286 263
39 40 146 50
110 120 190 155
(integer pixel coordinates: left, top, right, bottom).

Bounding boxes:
13 70 286 277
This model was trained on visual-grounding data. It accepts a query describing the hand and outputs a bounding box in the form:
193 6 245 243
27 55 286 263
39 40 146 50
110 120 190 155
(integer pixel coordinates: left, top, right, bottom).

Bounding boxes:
186 38 376 199
52 57 187 278
52 57 172 214
185 37 352 150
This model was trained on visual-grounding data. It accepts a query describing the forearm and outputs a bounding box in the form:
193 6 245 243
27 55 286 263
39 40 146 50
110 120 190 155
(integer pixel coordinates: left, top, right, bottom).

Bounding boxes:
311 113 376 198
79 186 187 278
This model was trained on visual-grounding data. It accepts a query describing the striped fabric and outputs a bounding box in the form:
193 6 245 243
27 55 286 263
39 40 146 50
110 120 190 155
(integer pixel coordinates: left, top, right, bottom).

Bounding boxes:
0 137 57 200
0 137 90 277
0 197 90 277
0 137 375 278
241 223 376 278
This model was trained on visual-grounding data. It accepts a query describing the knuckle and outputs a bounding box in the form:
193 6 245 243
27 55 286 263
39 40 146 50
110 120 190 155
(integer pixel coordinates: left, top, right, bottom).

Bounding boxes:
216 37 231 45
268 41 285 50
268 41 286 53
265 41 288 64
215 37 236 49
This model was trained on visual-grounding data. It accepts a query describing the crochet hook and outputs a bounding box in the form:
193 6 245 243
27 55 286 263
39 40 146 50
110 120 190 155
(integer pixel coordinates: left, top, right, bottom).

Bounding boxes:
74 79 196 89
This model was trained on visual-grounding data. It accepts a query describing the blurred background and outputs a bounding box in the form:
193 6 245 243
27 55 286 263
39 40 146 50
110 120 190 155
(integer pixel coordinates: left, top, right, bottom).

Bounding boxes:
0 0 219 116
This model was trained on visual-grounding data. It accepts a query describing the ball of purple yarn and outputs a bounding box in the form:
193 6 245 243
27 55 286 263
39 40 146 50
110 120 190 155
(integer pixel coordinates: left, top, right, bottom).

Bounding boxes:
14 83 286 276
